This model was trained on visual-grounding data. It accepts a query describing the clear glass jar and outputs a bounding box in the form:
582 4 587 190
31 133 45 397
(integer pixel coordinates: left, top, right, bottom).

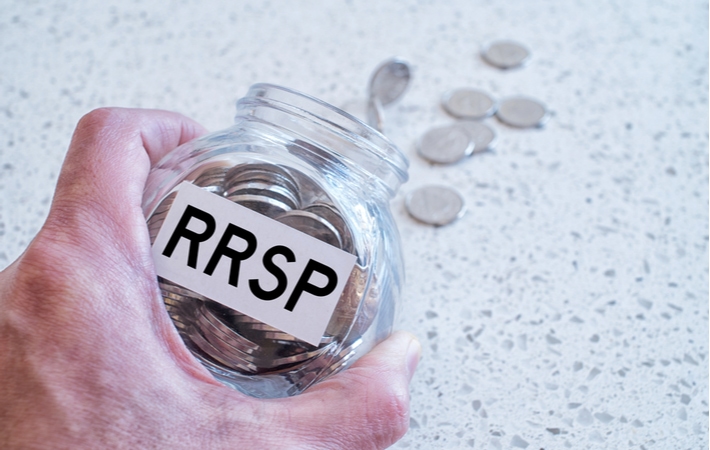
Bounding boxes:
142 84 409 398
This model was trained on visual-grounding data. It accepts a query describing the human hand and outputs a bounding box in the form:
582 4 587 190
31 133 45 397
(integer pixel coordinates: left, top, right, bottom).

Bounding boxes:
0 108 421 449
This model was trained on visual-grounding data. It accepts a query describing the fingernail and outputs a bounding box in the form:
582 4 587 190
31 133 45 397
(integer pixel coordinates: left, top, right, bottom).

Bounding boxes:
405 337 422 381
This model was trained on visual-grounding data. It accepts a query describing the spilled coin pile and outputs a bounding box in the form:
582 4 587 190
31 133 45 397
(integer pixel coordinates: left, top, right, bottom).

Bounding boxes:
406 40 550 226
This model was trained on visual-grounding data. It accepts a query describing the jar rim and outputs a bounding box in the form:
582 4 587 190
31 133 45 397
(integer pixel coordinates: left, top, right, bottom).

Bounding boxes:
237 83 409 192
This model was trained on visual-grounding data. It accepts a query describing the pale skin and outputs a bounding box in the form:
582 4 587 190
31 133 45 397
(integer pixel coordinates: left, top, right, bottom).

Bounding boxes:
0 108 421 449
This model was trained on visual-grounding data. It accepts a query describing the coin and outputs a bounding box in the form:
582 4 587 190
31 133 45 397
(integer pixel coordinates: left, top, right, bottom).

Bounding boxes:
264 346 330 369
224 163 301 207
324 267 365 338
225 182 300 211
188 327 261 373
417 124 474 165
405 185 466 226
289 337 364 395
282 164 334 207
368 58 412 107
225 163 298 189
191 162 231 194
456 121 498 153
227 311 264 324
224 163 301 218
227 194 295 218
160 277 210 301
147 192 177 244
303 203 354 254
275 210 343 249
496 96 549 128
481 40 531 69
366 95 384 132
442 88 497 119
245 329 304 343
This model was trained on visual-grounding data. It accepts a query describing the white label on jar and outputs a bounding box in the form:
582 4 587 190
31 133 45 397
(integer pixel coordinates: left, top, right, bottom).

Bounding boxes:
151 181 357 346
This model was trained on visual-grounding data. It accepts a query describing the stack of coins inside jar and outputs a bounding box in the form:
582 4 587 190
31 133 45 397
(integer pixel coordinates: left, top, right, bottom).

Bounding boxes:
147 159 379 395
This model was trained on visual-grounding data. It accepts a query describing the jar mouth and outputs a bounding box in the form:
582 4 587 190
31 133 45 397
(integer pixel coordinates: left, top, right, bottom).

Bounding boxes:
236 83 409 195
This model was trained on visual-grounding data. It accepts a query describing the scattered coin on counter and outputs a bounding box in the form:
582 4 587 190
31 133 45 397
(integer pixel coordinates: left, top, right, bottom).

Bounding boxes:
481 40 531 69
366 58 412 132
441 88 498 120
456 120 498 154
368 58 412 107
417 124 474 165
405 185 466 226
495 96 549 128
366 96 385 133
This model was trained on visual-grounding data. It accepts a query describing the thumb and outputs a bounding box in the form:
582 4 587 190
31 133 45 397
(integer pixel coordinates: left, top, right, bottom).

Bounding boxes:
281 331 422 450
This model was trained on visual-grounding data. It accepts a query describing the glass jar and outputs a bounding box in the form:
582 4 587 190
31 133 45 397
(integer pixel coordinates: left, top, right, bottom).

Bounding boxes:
142 84 409 398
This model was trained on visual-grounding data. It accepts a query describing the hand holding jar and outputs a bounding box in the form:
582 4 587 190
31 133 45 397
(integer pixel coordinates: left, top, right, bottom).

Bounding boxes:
0 107 421 449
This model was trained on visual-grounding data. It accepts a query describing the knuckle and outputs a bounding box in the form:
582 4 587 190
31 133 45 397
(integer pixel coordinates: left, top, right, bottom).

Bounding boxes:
344 368 412 448
74 107 128 138
376 382 411 443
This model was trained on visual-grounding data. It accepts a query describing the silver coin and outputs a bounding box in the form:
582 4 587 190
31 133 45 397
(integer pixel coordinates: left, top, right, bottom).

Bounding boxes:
481 40 531 69
289 337 363 394
162 291 194 307
303 203 355 254
275 210 343 249
225 164 301 201
284 167 334 207
405 185 466 226
417 124 474 165
242 322 285 333
441 88 497 119
200 304 261 351
151 192 177 215
225 181 300 211
227 311 264 324
196 311 262 360
324 266 373 339
368 58 412 107
199 321 262 365
147 192 177 244
250 343 332 370
167 315 191 331
366 58 412 132
366 95 384 132
456 121 498 153
264 346 331 369
225 165 301 209
191 163 231 193
225 172 299 198
496 96 549 128
247 329 305 343
227 193 295 218
197 311 255 354
189 327 261 373
226 163 298 184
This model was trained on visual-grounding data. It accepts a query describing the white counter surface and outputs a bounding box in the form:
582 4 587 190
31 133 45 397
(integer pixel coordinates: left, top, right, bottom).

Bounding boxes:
1 1 707 448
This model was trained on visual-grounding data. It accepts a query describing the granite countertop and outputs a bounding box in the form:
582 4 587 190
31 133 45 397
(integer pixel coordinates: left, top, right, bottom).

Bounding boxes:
1 1 707 448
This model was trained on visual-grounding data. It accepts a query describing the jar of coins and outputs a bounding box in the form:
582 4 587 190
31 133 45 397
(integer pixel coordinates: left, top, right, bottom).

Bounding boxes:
142 84 409 398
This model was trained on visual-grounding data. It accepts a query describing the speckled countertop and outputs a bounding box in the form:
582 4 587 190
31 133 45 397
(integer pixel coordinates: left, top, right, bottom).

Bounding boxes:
1 1 707 448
